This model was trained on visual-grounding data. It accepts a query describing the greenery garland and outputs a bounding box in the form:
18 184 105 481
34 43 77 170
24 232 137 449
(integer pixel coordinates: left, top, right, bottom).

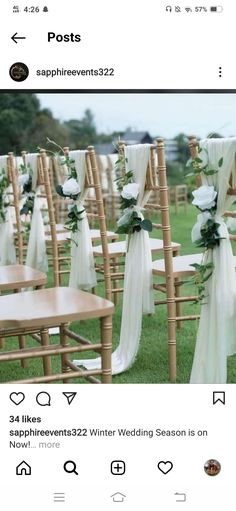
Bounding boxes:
19 163 35 216
0 168 9 223
46 139 85 237
187 148 224 303
115 155 152 238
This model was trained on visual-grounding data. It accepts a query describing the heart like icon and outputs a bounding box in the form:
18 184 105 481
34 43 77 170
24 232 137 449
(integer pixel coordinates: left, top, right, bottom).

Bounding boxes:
9 392 25 405
157 461 173 474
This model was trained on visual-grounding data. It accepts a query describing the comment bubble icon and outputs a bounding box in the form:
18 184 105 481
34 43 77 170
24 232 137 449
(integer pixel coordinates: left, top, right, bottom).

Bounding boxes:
36 391 51 406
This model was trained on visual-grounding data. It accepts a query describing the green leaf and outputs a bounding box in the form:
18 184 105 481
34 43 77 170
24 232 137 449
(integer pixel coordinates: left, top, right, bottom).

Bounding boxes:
140 219 153 232
20 206 29 215
190 263 202 270
202 271 213 283
204 169 218 176
116 224 130 235
55 184 64 197
218 157 223 167
204 262 214 269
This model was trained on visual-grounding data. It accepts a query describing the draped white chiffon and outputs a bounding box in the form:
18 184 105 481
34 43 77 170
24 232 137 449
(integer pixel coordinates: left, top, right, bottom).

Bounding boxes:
25 154 48 273
67 151 97 290
0 155 16 265
190 138 236 383
73 144 155 374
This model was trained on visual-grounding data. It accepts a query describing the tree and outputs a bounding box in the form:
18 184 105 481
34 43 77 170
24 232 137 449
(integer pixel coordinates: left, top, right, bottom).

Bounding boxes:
173 133 190 165
0 93 40 153
65 109 97 148
29 109 70 151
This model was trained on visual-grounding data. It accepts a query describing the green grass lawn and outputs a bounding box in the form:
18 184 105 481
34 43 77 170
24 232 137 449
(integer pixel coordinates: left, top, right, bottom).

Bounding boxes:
1 204 236 384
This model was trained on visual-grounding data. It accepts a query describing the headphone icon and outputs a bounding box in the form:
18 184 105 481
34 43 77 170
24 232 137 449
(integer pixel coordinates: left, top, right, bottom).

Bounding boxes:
166 5 172 11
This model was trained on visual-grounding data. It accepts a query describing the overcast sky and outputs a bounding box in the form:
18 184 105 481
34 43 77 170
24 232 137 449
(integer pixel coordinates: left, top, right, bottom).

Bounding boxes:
37 93 236 139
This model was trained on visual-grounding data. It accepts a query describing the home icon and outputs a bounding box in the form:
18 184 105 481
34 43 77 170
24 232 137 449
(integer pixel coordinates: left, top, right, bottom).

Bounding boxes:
16 461 31 476
110 492 126 503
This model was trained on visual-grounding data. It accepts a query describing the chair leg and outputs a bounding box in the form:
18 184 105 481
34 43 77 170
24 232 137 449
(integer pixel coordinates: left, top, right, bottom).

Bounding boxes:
100 315 112 383
168 314 177 382
40 328 52 377
19 335 27 368
175 278 182 329
112 257 119 305
60 323 70 383
0 290 3 348
111 195 115 225
14 289 27 368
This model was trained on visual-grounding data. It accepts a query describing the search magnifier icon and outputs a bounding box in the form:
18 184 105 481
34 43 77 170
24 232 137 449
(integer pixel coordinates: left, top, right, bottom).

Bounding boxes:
63 460 78 475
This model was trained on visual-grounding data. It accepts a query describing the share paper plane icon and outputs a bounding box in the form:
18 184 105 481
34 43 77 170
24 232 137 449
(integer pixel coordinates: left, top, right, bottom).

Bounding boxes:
62 392 77 405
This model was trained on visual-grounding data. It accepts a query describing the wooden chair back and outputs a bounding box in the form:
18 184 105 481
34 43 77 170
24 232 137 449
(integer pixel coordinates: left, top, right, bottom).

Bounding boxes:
188 135 236 197
117 142 159 190
7 153 24 264
41 147 112 300
11 152 48 266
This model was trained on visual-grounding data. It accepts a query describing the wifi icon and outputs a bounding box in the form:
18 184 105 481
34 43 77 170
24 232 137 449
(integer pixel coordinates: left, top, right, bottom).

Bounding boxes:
185 6 192 12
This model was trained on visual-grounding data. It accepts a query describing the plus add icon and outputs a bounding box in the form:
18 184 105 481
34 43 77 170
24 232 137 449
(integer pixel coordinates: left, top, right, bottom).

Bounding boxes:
111 460 126 475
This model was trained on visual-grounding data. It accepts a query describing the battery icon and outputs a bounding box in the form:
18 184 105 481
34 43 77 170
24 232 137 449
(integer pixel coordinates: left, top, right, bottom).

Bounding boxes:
210 6 223 12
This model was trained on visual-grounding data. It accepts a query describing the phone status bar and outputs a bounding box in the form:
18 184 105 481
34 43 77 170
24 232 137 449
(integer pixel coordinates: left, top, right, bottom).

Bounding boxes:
165 5 223 13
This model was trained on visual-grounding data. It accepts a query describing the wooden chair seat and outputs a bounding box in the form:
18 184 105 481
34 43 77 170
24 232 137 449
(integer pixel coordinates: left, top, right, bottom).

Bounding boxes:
90 229 118 242
45 232 70 243
153 253 236 277
14 223 67 236
0 287 114 330
152 253 203 277
0 264 46 291
44 223 67 234
93 238 181 257
45 229 118 244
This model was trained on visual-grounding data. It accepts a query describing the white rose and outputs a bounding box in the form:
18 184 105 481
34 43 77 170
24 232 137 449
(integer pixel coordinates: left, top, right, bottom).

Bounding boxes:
62 178 80 197
192 185 217 210
18 174 30 186
121 182 139 200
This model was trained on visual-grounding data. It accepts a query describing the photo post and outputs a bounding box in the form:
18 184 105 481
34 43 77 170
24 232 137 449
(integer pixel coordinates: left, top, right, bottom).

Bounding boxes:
0 0 235 508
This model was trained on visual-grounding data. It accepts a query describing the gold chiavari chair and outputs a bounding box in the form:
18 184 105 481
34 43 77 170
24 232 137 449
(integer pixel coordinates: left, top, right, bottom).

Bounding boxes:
153 137 236 381
51 147 119 285
93 142 181 303
0 146 114 384
0 153 47 365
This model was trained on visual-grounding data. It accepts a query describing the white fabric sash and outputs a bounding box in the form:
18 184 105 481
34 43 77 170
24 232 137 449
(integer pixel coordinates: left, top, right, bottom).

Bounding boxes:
190 138 236 383
25 154 48 273
0 155 8 174
68 151 97 290
0 155 16 266
73 144 155 374
0 208 16 265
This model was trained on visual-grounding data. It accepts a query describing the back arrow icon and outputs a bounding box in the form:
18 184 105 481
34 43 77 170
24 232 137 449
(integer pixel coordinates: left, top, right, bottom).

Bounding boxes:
11 32 26 44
